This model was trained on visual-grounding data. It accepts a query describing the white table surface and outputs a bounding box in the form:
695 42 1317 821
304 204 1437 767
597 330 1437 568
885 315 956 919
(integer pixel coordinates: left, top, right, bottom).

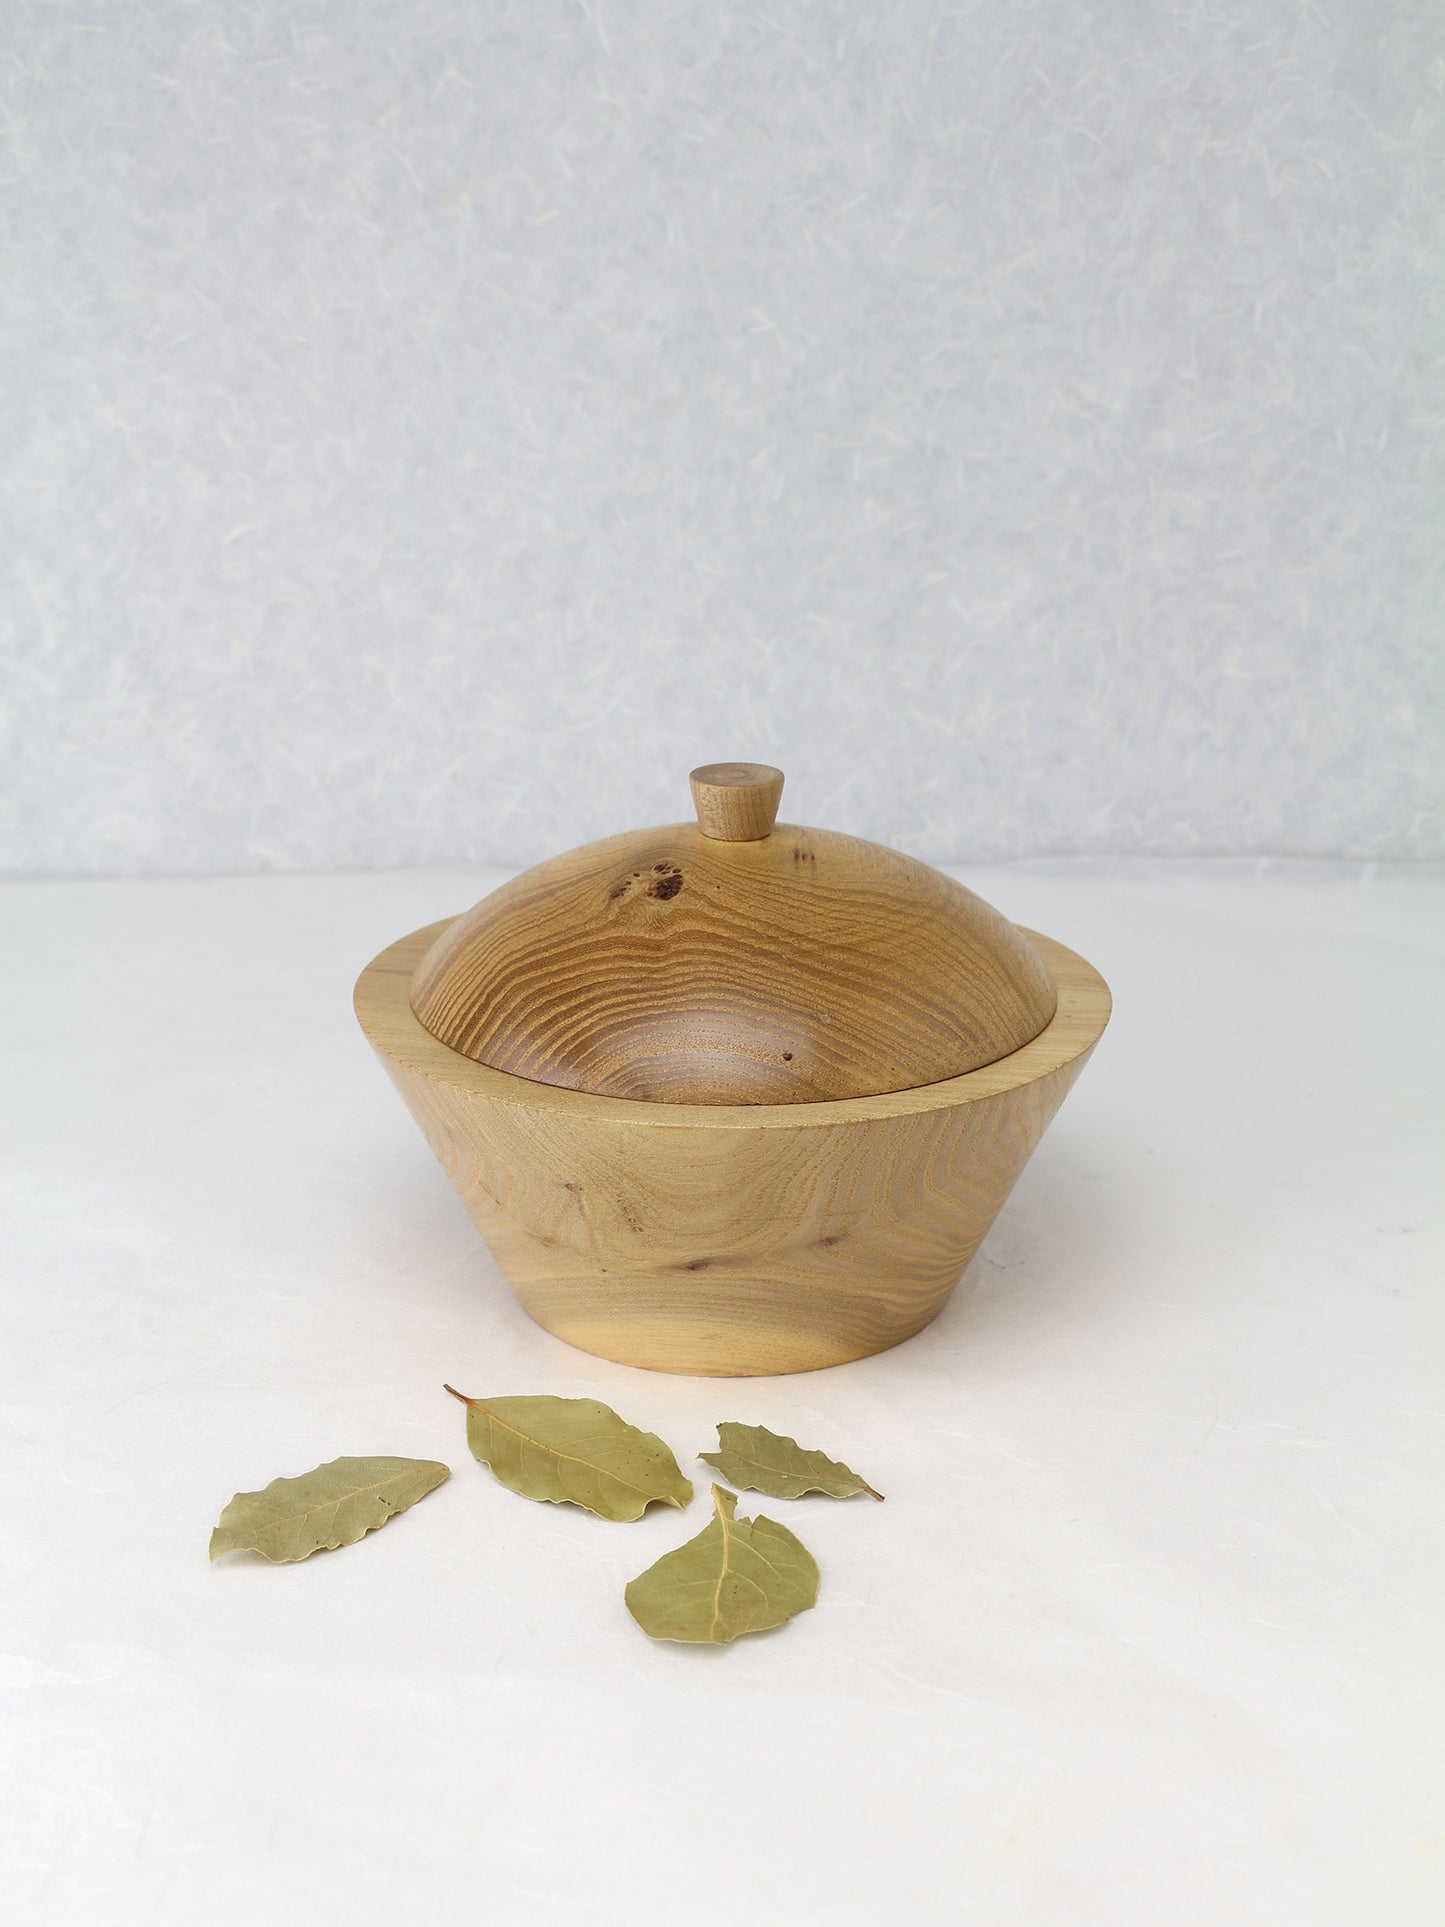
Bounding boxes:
3 860 1441 1926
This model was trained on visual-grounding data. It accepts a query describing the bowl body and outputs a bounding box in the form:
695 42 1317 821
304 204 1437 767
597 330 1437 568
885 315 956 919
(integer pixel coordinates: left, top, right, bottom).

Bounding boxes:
355 918 1110 1377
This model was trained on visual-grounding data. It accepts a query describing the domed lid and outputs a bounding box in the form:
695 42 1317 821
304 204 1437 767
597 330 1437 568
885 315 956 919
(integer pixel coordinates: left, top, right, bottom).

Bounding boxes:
409 763 1057 1106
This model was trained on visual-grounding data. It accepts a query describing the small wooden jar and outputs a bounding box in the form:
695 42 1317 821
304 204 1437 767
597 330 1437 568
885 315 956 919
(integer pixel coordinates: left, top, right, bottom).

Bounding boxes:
354 764 1110 1376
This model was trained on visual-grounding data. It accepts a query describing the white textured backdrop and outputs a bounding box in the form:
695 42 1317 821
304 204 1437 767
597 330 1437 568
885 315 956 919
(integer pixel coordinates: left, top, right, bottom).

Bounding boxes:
2 0 1442 875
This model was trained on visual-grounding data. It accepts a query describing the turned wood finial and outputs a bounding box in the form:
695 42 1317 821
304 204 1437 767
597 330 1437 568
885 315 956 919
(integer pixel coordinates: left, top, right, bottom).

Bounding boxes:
689 762 785 841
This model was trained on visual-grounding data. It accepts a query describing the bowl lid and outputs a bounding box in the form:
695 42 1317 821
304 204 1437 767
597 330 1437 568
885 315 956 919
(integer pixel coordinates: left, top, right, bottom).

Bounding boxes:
409 763 1057 1105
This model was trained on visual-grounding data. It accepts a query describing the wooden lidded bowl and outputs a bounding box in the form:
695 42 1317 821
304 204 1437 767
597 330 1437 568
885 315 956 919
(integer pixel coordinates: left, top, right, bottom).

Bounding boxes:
354 764 1111 1377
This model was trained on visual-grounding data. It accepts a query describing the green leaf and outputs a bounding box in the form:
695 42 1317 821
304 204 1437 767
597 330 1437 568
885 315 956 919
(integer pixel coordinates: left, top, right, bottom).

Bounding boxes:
625 1484 820 1644
700 1421 883 1502
444 1386 692 1522
209 1456 450 1563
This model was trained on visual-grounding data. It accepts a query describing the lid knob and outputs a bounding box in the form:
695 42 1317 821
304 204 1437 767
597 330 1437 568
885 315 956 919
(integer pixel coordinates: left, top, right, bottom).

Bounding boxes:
689 762 785 841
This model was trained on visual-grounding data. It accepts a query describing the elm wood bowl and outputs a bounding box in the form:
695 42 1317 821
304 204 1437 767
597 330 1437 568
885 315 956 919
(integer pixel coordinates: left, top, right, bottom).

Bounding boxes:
353 764 1111 1378
355 920 1107 1377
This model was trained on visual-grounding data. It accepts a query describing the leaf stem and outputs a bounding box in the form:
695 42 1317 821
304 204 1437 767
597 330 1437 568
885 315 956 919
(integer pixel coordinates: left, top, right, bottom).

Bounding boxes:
442 1384 472 1405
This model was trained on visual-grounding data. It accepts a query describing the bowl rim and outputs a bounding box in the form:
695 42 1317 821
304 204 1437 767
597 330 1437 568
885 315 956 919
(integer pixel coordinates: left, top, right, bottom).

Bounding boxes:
355 918 1111 1133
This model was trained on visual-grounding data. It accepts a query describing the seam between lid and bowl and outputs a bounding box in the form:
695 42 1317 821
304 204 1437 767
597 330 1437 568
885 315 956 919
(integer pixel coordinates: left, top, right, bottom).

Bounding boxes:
354 918 1112 1132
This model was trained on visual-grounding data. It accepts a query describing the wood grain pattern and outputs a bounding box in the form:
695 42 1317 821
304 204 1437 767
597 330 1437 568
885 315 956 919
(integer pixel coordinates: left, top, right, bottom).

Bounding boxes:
408 821 1058 1105
358 920 1110 1377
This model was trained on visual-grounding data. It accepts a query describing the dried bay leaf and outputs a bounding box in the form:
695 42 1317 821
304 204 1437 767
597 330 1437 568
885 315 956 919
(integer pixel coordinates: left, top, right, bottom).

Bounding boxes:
209 1456 450 1563
700 1421 883 1502
444 1386 692 1522
625 1484 819 1644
